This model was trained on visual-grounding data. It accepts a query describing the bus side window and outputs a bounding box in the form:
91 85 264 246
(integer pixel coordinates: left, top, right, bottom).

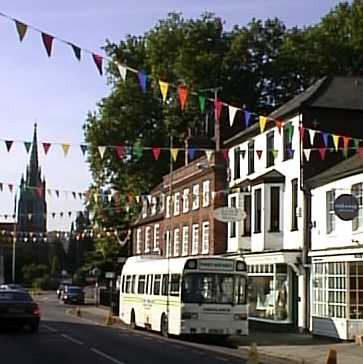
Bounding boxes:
148 275 154 295
138 275 146 294
126 275 131 293
154 274 161 295
162 274 169 296
131 275 136 294
121 276 125 293
170 274 181 296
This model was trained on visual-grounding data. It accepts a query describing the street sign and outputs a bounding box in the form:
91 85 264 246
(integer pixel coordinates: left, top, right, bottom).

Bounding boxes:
105 272 115 279
214 207 245 223
334 194 359 221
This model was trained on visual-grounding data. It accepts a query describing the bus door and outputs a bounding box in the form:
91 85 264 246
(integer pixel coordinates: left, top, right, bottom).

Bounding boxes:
144 274 153 326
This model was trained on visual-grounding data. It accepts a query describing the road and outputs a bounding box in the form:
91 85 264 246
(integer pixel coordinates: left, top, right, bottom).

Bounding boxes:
0 292 247 364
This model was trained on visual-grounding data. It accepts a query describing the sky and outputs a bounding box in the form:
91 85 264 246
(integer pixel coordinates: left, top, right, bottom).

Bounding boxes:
0 0 350 231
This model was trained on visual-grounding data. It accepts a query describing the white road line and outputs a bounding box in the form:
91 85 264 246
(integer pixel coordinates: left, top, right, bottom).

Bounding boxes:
90 348 127 364
61 334 84 345
42 324 58 332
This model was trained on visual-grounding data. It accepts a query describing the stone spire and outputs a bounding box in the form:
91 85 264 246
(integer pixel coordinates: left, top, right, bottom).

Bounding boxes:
28 123 39 187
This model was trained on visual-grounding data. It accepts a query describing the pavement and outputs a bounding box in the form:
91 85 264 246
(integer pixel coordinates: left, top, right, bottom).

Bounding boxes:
65 303 363 364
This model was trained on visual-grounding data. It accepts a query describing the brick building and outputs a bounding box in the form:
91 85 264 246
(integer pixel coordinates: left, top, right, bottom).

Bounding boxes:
132 151 228 257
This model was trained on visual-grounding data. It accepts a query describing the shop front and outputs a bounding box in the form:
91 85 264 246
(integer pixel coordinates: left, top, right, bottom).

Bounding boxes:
244 251 303 332
310 247 363 340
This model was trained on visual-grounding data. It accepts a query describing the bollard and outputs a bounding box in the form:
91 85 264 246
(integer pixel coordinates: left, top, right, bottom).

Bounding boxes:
326 348 337 364
75 306 81 317
105 310 114 326
247 342 259 364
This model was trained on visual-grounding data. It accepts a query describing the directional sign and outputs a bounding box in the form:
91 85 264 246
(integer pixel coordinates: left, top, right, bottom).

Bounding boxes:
214 207 246 223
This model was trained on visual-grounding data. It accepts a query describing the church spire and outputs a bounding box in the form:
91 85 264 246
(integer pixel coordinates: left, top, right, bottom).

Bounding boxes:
29 123 39 187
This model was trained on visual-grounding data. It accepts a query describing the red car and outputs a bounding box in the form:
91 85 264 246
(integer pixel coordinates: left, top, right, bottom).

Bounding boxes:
0 289 40 333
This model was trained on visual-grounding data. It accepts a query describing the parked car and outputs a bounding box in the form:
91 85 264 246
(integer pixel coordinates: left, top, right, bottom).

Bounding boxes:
61 286 84 304
0 289 40 333
0 284 26 291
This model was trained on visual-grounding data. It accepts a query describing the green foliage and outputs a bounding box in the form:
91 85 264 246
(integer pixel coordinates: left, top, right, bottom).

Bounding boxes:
51 256 61 277
22 264 49 286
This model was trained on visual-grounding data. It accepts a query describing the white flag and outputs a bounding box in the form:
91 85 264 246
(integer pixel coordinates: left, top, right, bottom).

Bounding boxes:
303 149 311 162
228 106 238 127
117 63 127 81
308 129 316 146
98 146 106 159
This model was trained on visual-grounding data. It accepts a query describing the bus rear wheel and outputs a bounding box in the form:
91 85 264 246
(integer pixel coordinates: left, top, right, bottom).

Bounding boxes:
130 310 136 330
160 314 169 338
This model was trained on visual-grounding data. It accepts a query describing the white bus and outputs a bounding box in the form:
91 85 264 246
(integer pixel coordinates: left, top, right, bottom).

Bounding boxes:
119 255 248 337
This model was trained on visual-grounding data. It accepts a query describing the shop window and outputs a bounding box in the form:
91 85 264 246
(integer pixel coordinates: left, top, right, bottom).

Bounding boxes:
266 131 274 167
352 183 363 231
254 189 262 233
349 262 363 319
326 190 336 234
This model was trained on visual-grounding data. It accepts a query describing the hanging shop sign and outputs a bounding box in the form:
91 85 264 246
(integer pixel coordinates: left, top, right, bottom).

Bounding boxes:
334 194 359 221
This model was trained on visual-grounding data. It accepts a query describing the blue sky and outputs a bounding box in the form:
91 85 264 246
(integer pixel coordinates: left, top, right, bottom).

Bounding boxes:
0 0 349 231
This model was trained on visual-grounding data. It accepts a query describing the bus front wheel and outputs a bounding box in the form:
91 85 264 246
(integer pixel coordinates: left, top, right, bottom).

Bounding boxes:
130 310 136 330
160 314 169 338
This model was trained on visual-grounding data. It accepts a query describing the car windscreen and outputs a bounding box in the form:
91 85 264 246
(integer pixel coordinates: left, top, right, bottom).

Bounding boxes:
68 288 82 293
0 291 32 302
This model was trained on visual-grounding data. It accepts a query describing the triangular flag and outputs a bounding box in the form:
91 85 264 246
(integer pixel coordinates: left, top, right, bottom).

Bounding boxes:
205 150 213 161
223 149 229 161
275 119 283 134
24 142 31 154
15 20 27 42
171 148 179 162
303 149 311 162
159 81 169 102
319 148 327 160
138 71 147 93
214 100 223 123
188 148 196 160
80 144 88 155
117 63 127 81
178 85 188 111
343 136 350 158
198 95 206 113
332 135 340 151
8 184 13 193
133 142 143 160
5 140 13 152
152 147 161 160
228 106 238 127
240 150 246 159
272 149 278 159
256 150 263 159
47 189 52 196
55 190 60 198
61 144 70 156
92 54 103 76
244 111 252 128
322 132 329 147
308 129 316 146
259 116 267 133
43 143 51 155
98 146 106 159
353 138 360 150
69 43 81 61
28 214 32 221
288 148 295 159
115 145 126 160
72 192 77 199
0 183 3 191
288 123 294 141
299 126 305 142
41 33 54 57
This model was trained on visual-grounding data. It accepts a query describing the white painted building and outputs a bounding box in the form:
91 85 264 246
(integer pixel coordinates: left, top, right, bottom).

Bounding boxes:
307 154 363 340
224 76 363 333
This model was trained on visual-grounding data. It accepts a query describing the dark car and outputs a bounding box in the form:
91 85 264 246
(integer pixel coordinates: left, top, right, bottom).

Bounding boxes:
0 289 40 333
62 286 84 304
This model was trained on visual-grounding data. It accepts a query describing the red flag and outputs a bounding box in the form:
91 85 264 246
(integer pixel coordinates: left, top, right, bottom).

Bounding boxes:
223 148 229 161
299 126 305 142
275 119 283 134
152 147 161 160
41 33 54 57
43 143 51 155
92 54 103 76
115 145 126 160
214 100 223 123
319 148 327 160
256 150 263 159
178 85 188 111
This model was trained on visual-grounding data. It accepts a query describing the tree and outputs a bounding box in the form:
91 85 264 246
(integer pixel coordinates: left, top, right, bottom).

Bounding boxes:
51 256 61 277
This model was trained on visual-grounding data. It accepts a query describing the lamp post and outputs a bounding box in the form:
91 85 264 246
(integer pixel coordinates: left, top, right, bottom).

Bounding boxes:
12 191 18 283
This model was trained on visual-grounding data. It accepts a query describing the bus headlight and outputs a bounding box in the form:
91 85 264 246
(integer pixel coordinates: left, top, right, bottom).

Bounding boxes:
182 313 199 320
233 313 247 320
236 261 246 271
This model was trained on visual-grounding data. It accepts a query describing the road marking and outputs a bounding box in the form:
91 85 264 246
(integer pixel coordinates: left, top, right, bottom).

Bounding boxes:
61 334 84 345
90 348 127 364
42 324 58 332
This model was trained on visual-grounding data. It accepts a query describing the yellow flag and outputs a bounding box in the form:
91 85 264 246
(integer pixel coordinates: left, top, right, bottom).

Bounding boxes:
61 144 70 156
159 80 169 103
332 135 340 151
170 148 179 162
259 116 268 133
